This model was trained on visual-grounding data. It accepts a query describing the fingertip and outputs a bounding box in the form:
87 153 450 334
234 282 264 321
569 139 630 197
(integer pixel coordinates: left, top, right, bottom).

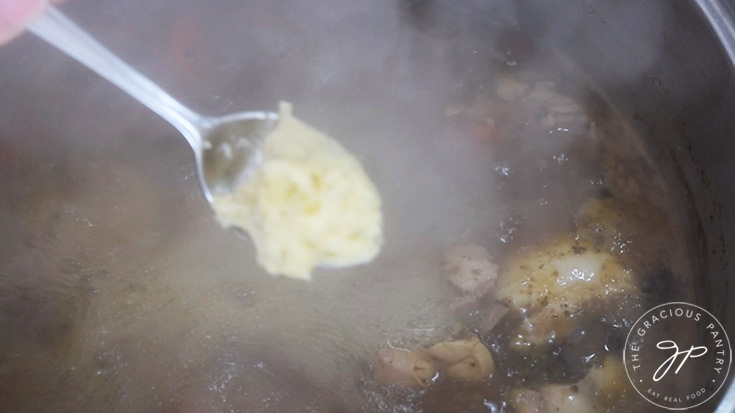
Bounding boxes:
0 0 48 45
0 0 48 26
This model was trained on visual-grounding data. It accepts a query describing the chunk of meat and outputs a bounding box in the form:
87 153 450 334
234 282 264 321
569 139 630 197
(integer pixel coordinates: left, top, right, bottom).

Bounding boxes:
575 197 680 275
442 244 498 298
462 117 497 142
495 77 529 101
587 355 628 403
494 236 636 349
525 80 595 140
494 78 588 127
598 119 669 211
427 336 494 383
509 388 547 413
510 358 628 413
541 381 598 412
576 197 692 304
374 347 436 387
448 294 482 314
456 76 595 144
475 301 509 335
526 81 582 114
445 94 522 142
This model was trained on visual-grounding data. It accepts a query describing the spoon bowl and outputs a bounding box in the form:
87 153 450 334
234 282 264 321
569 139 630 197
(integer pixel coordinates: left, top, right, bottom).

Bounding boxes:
28 5 278 203
199 112 278 201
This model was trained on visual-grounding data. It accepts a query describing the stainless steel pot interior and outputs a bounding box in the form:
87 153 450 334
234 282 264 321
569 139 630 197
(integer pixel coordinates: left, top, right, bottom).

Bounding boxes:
521 0 735 409
0 0 734 411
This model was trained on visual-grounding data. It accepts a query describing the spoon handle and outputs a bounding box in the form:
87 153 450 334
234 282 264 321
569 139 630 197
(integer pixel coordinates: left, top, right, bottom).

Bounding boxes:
28 5 204 148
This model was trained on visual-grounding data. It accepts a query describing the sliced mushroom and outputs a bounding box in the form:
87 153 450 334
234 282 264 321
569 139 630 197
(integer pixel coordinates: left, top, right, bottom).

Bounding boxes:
427 336 494 383
374 347 436 387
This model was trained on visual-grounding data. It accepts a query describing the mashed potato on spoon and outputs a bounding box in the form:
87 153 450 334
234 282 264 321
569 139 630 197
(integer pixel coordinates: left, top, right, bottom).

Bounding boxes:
212 102 383 280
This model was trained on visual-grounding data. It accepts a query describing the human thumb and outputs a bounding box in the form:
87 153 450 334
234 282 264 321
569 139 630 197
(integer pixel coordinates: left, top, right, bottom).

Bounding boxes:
0 0 49 45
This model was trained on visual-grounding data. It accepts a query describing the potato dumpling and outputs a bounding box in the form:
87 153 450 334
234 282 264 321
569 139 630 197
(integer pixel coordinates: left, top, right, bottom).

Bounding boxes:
213 102 383 280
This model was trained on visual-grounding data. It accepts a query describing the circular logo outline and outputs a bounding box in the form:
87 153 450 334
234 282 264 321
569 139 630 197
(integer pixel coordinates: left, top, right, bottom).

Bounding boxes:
624 301 732 410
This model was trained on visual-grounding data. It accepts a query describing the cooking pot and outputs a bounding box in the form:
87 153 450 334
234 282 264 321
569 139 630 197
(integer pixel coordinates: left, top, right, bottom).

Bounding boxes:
1 0 734 411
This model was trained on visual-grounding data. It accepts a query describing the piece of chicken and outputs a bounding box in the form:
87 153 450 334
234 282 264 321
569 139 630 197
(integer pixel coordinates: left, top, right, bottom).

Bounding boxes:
442 244 498 300
374 347 436 387
541 356 631 412
495 77 593 135
495 77 529 101
510 356 630 413
508 388 546 413
475 300 509 335
598 116 670 212
540 379 598 412
494 236 636 349
427 336 494 383
576 197 679 274
587 355 629 405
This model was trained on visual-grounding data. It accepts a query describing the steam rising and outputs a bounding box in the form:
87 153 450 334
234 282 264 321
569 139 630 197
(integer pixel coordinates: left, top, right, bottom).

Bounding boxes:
0 0 698 411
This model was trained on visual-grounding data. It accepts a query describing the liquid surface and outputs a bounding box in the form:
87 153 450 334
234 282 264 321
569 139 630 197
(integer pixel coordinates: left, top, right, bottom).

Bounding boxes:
0 1 694 412
212 102 383 280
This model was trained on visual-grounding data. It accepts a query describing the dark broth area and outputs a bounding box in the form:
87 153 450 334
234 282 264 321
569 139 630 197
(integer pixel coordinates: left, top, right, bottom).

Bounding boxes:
0 1 694 412
357 59 693 412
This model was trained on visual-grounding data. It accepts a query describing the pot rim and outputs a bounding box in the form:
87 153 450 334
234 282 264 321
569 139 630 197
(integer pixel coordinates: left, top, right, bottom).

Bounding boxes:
697 2 735 410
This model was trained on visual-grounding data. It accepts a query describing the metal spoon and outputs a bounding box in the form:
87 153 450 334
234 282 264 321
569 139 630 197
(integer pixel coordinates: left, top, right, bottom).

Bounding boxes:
28 5 278 202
